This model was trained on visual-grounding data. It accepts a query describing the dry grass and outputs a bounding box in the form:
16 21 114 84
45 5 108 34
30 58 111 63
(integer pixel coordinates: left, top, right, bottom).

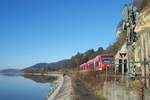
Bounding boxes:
68 69 105 100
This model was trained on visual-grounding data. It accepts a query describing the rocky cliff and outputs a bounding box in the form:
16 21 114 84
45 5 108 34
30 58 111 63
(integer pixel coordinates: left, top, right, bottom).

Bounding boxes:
115 1 150 72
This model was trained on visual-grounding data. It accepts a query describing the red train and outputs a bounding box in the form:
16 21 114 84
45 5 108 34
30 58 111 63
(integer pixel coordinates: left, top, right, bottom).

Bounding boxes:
80 53 114 72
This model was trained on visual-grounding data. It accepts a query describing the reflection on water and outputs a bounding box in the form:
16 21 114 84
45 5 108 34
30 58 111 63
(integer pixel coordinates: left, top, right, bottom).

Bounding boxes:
0 72 21 77
0 74 57 100
102 75 150 100
22 75 57 83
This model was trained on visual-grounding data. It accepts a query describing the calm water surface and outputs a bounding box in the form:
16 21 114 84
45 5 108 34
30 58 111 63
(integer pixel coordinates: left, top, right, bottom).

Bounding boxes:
0 75 55 100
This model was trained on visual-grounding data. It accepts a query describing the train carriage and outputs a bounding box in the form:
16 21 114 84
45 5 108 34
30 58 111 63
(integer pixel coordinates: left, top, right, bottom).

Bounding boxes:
80 53 114 72
87 59 95 71
80 63 88 72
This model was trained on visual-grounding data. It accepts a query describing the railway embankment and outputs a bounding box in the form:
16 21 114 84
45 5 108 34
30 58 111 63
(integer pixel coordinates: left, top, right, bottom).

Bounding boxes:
47 74 74 100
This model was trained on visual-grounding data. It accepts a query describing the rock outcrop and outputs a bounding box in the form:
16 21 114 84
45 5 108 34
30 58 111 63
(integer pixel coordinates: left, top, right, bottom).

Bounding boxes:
115 1 150 73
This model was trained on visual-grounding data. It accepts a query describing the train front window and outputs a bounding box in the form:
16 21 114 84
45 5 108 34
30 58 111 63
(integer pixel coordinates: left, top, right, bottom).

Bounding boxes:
102 56 113 64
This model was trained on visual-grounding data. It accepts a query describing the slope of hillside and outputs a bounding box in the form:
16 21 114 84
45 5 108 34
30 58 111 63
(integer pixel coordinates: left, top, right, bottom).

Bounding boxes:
22 60 67 73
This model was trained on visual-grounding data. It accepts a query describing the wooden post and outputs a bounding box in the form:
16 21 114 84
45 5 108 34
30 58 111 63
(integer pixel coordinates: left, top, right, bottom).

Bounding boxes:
122 55 125 76
141 35 145 79
145 32 149 87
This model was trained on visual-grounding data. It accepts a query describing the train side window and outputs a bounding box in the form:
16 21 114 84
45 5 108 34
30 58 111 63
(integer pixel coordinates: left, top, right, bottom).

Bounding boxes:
89 64 94 70
95 61 99 66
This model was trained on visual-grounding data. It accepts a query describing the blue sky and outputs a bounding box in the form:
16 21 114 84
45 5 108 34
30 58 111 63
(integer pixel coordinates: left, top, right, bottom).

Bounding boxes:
0 0 131 69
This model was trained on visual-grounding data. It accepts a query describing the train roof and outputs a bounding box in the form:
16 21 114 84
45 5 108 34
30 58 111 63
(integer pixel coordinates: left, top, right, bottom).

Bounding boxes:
80 63 88 67
97 53 113 57
94 53 113 59
87 59 95 64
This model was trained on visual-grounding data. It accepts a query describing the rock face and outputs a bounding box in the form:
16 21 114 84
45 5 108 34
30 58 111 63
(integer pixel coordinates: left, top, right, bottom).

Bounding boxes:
115 3 150 73
134 6 150 77
134 6 150 63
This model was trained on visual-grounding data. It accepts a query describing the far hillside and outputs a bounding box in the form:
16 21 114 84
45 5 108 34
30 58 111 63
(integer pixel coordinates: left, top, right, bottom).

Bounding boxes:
22 60 67 74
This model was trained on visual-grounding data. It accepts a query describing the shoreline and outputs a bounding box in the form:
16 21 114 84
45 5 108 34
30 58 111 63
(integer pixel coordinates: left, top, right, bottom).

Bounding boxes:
47 74 74 100
21 72 74 100
46 74 64 100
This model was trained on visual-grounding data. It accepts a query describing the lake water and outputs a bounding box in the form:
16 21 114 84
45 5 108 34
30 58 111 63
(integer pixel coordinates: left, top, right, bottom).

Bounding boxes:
0 75 56 100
